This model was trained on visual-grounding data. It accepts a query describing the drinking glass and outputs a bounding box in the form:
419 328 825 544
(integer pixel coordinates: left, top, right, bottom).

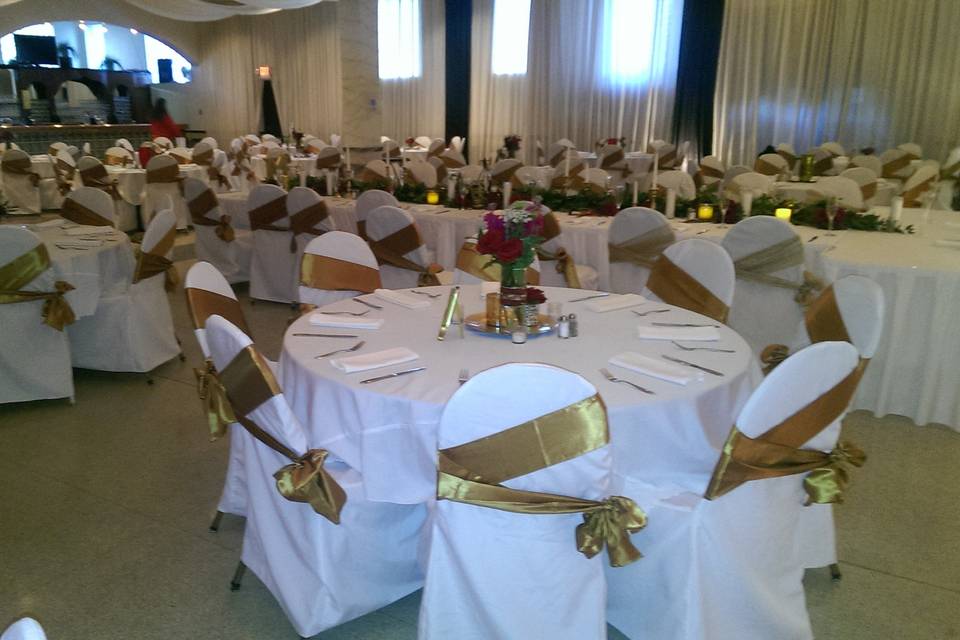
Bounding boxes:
825 197 838 236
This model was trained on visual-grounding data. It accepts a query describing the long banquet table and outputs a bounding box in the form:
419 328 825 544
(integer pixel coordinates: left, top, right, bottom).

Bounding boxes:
281 285 760 504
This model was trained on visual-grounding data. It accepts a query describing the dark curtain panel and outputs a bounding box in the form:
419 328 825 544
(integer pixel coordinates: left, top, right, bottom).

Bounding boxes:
260 79 282 138
671 0 725 159
445 0 471 159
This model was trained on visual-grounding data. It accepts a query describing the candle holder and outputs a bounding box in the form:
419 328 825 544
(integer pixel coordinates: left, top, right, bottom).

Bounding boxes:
775 207 793 222
697 204 715 221
426 190 440 205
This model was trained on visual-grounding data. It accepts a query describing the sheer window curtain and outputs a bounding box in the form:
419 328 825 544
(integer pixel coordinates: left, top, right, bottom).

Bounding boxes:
713 0 960 166
379 0 446 142
470 0 684 166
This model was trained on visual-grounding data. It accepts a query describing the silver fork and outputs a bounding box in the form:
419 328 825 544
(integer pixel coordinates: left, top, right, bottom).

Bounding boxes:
458 368 470 385
632 308 670 317
599 368 655 395
320 309 370 317
411 289 442 298
672 340 736 354
314 341 365 359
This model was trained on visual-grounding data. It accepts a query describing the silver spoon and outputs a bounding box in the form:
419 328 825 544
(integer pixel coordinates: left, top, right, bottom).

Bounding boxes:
671 340 736 354
315 341 365 359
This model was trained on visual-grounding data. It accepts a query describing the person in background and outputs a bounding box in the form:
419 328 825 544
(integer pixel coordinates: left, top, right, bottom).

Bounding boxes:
138 141 157 168
149 99 181 140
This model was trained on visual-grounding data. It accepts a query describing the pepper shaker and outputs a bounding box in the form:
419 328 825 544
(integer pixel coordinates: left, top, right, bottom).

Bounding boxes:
568 313 578 337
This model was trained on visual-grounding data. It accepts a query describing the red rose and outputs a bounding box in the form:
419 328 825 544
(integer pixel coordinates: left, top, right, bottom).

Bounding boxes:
607 138 619 145
476 228 504 256
526 287 546 304
495 237 523 263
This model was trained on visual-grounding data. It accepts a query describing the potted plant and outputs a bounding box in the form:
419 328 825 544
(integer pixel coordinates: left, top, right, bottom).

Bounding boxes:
101 57 124 72
57 44 76 69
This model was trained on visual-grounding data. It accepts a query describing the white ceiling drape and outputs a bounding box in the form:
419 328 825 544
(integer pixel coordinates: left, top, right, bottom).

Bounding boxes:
124 0 331 22
714 0 960 166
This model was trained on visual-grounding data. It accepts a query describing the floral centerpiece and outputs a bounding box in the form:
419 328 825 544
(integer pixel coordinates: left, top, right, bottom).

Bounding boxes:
498 134 522 160
405 137 417 147
476 201 546 307
597 136 627 148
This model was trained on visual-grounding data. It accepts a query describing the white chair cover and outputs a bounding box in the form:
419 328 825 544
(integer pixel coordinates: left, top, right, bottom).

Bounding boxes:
580 167 610 189
68 209 181 372
104 146 134 167
248 185 296 303
721 164 752 190
697 155 725 191
205 315 426 638
728 171 775 200
184 177 251 283
450 136 465 153
200 136 219 149
61 187 115 226
644 238 735 310
608 207 675 294
820 141 845 157
418 362 612 639
54 149 78 189
168 147 193 164
355 189 399 238
115 138 135 154
414 135 433 149
850 154 883 176
0 227 73 403
815 176 865 210
458 165 483 184
536 208 600 291
153 136 173 151
288 185 334 271
722 216 806 353
78 156 137 231
1 618 46 640
366 205 445 289
754 152 789 176
144 155 189 229
647 140 678 168
405 160 438 188
897 142 922 159
901 164 939 207
515 165 549 189
607 341 860 640
839 167 880 207
1 149 43 212
657 169 697 199
298 231 381 307
880 148 913 180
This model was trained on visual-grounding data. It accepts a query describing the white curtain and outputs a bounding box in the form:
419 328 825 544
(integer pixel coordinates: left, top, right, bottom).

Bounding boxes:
379 0 446 142
191 2 341 144
714 0 960 166
470 0 684 165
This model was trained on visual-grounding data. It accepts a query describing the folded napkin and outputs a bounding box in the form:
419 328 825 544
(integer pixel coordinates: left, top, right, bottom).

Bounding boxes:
309 312 384 330
55 239 104 248
636 325 721 342
33 219 67 229
331 347 419 374
65 226 115 236
933 239 960 249
586 294 646 313
609 351 694 386
373 289 431 309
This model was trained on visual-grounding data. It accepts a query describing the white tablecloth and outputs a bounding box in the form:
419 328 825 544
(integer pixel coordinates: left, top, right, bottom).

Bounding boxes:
280 285 759 503
250 154 318 181
773 178 898 207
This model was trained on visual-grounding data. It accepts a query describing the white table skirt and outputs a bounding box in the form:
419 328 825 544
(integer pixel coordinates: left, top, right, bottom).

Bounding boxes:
280 285 760 504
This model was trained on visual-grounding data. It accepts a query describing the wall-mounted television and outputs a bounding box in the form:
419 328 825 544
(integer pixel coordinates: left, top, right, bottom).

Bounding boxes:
14 35 58 66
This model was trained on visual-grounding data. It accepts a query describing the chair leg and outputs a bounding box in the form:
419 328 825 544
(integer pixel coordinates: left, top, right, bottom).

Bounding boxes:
829 563 842 581
230 561 246 591
175 334 187 362
209 510 224 532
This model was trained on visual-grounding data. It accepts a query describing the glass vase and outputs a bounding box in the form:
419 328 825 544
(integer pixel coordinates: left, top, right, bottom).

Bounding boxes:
499 264 527 307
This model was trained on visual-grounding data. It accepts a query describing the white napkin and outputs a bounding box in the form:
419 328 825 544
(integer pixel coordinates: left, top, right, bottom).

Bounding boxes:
65 226 115 236
609 351 694 385
373 289 430 309
586 294 646 313
330 347 419 374
933 239 960 249
636 325 721 342
309 313 384 330
55 239 103 248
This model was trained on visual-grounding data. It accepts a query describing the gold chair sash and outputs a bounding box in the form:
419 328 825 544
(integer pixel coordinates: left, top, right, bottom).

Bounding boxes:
457 243 540 285
536 247 581 289
185 288 251 336
195 359 234 441
146 162 182 184
705 362 867 502
777 150 797 167
491 165 522 188
548 148 568 167
0 243 75 330
134 226 179 290
288 201 329 252
812 154 833 176
300 253 381 293
188 188 235 242
860 181 877 202
217 345 346 523
733 237 824 305
699 164 724 180
437 394 646 567
369 224 443 286
80 164 121 200
105 154 131 167
608 224 674 268
646 254 729 322
315 150 341 170
902 176 935 208
3 156 41 186
882 154 911 178
193 148 214 166
60 198 113 227
248 195 288 232
647 144 676 169
754 158 782 176
56 158 76 181
940 160 960 180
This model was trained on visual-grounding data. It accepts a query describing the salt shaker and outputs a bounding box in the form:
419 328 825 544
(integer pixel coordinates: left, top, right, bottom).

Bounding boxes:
568 313 579 337
557 315 570 339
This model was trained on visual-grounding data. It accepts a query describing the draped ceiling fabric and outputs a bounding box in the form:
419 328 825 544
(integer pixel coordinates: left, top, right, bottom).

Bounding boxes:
379 0 446 144
470 0 685 165
714 0 960 166
190 2 341 144
122 0 332 21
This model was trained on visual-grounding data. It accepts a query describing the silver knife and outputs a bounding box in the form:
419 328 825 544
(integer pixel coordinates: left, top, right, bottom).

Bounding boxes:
568 293 610 303
661 354 724 377
353 297 383 310
652 322 720 328
359 366 427 384
293 333 360 338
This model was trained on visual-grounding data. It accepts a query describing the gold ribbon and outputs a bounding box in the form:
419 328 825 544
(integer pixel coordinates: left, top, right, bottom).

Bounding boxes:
812 154 833 176
754 157 783 176
902 176 935 208
882 154 911 178
315 149 341 170
940 160 960 180
2 155 41 186
188 188 235 242
56 157 77 182
194 359 235 441
647 144 676 169
456 242 540 285
134 226 179 290
608 224 675 268
705 361 867 501
248 195 288 232
0 244 76 331
300 253 382 293
860 181 877 202
288 200 328 253
759 344 790 375
369 224 443 285
777 149 797 167
646 254 729 323
491 163 523 188
80 164 121 200
537 247 581 289
437 394 646 567
60 198 113 227
192 148 214 166
548 147 569 167
104 153 131 167
733 237 824 305
146 162 182 184
185 288 251 336
218 345 346 523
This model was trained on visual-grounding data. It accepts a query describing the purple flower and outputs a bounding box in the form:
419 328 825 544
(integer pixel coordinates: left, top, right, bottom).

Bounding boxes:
484 211 504 232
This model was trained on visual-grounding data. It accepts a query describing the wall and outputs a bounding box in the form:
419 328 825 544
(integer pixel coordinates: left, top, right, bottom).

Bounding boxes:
102 27 148 71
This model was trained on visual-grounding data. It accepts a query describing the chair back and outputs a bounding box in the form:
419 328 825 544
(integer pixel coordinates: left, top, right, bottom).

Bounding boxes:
168 147 193 164
366 205 432 267
427 138 445 158
545 142 572 167
247 184 289 231
656 169 696 199
185 261 249 357
287 186 331 247
819 141 845 157
722 164 752 188
646 238 735 321
941 146 960 178
646 140 677 168
427 155 448 184
115 138 135 153
299 231 381 306
728 171 774 199
104 146 134 167
809 148 834 175
306 138 327 154
243 134 261 148
839 167 878 204
901 164 938 207
192 141 215 166
850 154 882 176
580 167 610 190
754 153 788 176
1 617 47 640
696 155 725 190
813 176 863 210
2 149 42 213
382 138 401 159
145 154 181 183
490 158 522 187
314 146 341 171
775 142 797 167
796 275 884 361
405 159 437 187
880 148 913 179
450 135 465 153
897 142 922 160
608 207 674 294
200 136 218 149
152 136 173 151
61 187 115 227
355 189 398 238
439 148 466 168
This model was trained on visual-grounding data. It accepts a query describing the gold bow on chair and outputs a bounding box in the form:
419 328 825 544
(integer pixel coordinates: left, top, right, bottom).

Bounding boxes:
437 394 646 567
195 361 235 441
759 343 790 375
188 188 235 243
369 224 444 286
0 244 76 331
803 440 866 505
300 253 382 293
608 225 675 268
133 226 179 291
274 449 348 524
734 238 824 307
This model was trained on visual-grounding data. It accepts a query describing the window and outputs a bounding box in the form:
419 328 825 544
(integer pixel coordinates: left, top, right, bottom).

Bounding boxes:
82 22 108 70
491 0 531 75
602 0 656 85
0 23 56 66
378 0 421 80
144 35 191 83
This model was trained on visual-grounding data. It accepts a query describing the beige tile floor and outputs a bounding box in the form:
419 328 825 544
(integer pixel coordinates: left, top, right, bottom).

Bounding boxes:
2 260 959 639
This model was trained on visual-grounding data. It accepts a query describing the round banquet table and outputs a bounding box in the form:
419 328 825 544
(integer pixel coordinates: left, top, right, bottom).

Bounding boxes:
281 285 762 504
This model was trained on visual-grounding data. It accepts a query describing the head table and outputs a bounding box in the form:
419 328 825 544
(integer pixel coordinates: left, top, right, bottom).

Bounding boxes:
280 285 761 504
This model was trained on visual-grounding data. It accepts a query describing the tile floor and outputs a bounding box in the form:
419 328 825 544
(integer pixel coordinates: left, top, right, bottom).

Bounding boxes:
1 261 959 639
